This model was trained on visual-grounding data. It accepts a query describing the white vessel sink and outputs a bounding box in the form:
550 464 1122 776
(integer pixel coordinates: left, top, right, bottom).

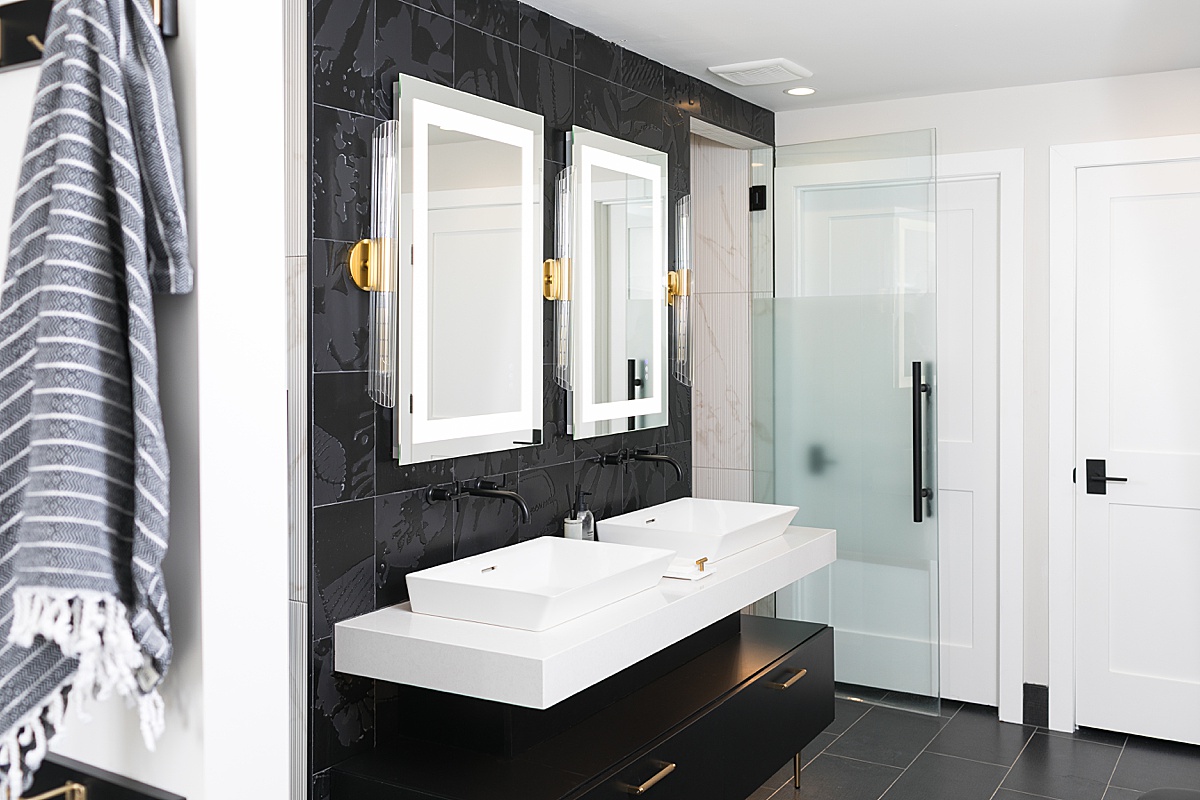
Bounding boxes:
405 536 676 631
597 498 799 565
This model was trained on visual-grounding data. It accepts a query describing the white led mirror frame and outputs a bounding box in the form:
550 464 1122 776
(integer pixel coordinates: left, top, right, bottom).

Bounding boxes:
570 128 668 431
395 77 544 464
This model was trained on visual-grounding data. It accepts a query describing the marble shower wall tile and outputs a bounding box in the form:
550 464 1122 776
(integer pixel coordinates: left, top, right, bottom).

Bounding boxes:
693 467 750 502
691 135 751 295
691 292 750 472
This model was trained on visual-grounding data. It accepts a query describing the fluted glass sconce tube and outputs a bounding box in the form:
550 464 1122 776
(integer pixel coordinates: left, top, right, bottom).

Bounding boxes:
548 166 574 391
669 195 693 386
347 121 400 407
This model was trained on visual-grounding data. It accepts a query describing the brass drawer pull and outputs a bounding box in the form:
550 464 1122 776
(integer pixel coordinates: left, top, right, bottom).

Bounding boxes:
767 667 807 690
623 760 676 795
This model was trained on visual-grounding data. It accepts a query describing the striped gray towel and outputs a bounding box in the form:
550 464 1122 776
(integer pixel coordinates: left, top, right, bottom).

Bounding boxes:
0 0 190 790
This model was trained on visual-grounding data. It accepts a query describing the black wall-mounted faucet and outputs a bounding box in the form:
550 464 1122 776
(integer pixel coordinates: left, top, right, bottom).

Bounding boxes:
425 480 531 524
595 447 683 482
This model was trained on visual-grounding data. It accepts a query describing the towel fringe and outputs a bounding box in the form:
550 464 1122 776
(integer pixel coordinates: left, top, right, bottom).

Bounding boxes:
0 685 67 794
7 589 164 749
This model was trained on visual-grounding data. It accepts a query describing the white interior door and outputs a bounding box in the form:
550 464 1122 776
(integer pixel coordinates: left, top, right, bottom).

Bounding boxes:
1075 156 1200 743
936 175 999 706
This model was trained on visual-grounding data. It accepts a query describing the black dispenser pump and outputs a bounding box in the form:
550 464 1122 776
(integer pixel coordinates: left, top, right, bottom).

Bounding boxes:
572 487 592 520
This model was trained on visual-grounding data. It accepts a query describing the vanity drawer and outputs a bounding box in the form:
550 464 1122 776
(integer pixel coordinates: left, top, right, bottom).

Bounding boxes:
576 717 716 800
715 625 835 799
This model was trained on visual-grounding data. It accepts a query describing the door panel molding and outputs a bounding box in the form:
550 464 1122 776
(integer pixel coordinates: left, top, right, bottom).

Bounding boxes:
936 150 1024 722
1048 133 1200 734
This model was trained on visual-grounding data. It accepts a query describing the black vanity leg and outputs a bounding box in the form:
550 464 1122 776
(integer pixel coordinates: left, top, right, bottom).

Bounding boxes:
794 752 801 790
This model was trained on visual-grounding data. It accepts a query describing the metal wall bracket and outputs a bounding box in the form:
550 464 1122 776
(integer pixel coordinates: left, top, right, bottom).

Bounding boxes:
666 268 691 306
543 257 570 301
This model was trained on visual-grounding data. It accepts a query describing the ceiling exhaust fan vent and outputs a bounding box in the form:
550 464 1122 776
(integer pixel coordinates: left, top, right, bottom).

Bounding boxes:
708 58 813 87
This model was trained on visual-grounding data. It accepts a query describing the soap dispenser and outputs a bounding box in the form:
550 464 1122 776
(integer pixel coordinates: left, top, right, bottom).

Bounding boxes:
565 487 595 541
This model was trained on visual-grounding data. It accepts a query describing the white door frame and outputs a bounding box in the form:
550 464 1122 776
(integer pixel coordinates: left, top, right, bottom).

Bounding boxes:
938 150 1025 723
1048 133 1200 733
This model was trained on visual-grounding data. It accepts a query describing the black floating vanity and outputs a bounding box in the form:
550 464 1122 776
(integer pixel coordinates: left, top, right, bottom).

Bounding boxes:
332 615 833 800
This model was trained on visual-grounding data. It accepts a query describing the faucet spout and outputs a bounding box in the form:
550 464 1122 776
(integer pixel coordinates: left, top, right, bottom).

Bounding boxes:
631 450 684 482
465 482 531 524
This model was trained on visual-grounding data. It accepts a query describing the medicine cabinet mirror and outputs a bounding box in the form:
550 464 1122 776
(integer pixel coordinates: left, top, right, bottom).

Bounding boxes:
557 127 669 439
383 75 544 464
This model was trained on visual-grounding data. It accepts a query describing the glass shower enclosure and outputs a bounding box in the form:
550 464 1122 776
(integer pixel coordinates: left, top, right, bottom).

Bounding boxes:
753 130 940 713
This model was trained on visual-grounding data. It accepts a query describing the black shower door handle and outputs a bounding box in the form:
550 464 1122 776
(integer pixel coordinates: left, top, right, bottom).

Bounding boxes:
912 361 931 522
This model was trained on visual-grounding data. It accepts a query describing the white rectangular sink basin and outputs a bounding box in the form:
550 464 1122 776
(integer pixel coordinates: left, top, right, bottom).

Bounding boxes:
597 498 799 566
405 536 676 631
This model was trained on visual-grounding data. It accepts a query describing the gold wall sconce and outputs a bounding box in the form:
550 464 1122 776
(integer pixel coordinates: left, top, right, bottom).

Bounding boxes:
670 195 693 386
346 120 399 407
549 166 574 391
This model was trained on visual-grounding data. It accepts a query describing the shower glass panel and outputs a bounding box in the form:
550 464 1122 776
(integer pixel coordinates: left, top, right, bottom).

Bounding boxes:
756 130 939 714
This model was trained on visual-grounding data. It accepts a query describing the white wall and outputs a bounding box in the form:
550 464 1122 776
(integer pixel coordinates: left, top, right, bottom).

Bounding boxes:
775 66 1200 686
0 0 292 795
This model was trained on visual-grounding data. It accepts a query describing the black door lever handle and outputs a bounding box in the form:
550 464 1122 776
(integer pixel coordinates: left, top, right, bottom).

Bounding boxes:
1085 459 1127 494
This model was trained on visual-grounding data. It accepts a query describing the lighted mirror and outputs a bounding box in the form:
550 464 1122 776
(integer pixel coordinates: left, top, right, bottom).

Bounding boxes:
567 127 669 438
394 75 544 463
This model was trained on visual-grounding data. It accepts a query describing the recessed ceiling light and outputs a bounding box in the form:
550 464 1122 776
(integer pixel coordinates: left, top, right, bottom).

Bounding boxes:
786 87 817 96
751 162 765 168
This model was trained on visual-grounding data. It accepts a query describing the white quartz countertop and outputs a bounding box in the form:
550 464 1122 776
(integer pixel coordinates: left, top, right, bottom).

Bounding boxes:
334 525 836 709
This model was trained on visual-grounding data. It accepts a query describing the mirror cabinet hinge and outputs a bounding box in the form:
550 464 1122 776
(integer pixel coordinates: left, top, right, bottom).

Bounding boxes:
409 394 414 413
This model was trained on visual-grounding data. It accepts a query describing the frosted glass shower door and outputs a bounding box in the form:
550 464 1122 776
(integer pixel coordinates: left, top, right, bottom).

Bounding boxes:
767 131 939 710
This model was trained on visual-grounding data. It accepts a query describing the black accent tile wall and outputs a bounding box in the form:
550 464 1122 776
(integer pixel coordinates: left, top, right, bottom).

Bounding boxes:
307 0 772 791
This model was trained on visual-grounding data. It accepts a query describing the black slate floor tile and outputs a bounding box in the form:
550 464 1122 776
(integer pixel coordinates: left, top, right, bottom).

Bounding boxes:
1110 736 1200 792
1002 733 1122 800
782 753 902 800
1102 788 1143 800
825 698 872 735
839 683 892 703
1041 727 1128 748
927 704 1036 766
993 790 1060 800
824 706 948 769
880 752 1007 800
803 731 839 766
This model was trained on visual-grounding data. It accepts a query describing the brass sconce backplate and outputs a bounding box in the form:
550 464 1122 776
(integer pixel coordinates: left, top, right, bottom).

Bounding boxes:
348 239 373 291
667 268 691 306
543 257 570 301
347 238 397 293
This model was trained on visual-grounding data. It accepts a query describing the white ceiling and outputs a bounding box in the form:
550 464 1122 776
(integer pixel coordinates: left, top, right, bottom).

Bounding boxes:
524 0 1200 111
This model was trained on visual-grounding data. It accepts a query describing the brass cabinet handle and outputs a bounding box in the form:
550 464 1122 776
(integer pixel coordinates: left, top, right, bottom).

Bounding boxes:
767 667 807 690
623 760 676 795
25 781 87 800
